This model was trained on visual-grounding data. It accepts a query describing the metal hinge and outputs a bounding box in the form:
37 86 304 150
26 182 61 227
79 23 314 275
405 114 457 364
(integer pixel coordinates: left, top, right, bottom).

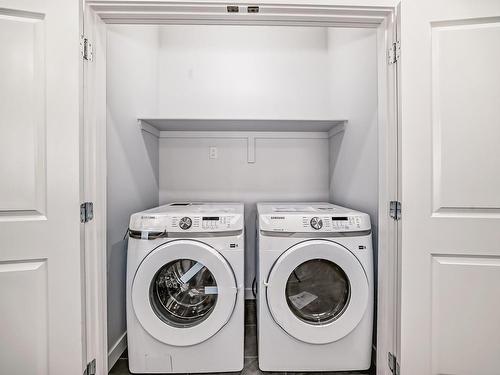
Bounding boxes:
388 41 400 64
80 35 93 61
80 202 94 223
83 359 96 375
389 200 401 220
388 352 400 375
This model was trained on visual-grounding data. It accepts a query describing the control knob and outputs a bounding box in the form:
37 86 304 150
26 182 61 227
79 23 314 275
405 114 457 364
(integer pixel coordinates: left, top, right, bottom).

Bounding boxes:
310 217 323 230
179 217 192 230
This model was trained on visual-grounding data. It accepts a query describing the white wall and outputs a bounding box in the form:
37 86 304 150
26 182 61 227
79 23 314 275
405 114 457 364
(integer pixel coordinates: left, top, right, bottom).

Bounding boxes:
106 26 160 354
327 28 379 260
326 28 379 338
157 26 332 119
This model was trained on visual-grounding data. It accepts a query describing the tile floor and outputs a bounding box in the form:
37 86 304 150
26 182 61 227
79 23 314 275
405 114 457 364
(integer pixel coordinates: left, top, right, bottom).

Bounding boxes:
110 300 374 375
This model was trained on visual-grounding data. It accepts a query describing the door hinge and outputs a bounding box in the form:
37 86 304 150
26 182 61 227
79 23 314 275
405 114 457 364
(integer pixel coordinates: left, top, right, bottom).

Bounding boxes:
80 35 93 61
80 202 94 223
388 352 400 375
388 41 400 64
389 200 401 220
83 359 96 375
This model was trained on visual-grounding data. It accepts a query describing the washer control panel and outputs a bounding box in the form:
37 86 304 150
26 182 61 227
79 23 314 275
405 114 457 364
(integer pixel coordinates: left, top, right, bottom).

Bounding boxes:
170 215 241 232
129 203 244 234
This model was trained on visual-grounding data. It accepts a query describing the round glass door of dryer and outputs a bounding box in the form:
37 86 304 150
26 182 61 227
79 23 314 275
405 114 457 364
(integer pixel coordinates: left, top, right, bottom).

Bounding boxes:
132 240 237 346
266 240 368 344
285 259 350 325
150 259 218 328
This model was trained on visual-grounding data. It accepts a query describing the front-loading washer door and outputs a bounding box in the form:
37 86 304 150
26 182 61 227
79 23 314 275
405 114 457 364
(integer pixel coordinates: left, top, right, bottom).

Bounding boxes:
132 239 237 346
266 239 369 344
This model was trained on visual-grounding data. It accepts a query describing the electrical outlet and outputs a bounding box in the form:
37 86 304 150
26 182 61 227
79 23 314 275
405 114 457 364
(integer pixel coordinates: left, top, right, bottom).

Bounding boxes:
209 146 218 159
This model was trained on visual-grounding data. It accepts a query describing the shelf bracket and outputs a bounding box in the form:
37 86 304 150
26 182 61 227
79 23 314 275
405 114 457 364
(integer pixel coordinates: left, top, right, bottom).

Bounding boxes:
138 120 160 138
247 136 256 163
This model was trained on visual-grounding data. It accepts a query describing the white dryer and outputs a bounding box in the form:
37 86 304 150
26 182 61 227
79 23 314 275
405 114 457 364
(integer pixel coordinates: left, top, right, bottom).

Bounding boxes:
256 202 373 372
126 202 244 374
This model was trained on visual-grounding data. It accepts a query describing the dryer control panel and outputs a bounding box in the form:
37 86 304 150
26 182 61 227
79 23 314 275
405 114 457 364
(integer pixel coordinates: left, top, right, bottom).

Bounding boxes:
257 203 371 233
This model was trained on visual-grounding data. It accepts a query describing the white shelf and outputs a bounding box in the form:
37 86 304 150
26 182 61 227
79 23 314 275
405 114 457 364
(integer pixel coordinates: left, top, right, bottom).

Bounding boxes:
138 118 347 163
138 118 347 137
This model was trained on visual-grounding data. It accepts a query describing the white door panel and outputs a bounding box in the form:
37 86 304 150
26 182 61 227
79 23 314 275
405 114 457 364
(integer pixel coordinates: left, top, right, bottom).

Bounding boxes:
0 1 84 374
0 9 45 218
432 20 500 212
400 0 500 374
431 256 500 374
0 260 48 374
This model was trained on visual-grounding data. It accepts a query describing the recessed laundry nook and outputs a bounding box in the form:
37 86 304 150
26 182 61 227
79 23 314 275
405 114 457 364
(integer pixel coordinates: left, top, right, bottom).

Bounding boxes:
80 4 400 375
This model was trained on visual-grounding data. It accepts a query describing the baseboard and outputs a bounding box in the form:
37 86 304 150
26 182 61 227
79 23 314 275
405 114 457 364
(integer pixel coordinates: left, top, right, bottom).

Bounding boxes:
244 287 255 300
108 332 127 370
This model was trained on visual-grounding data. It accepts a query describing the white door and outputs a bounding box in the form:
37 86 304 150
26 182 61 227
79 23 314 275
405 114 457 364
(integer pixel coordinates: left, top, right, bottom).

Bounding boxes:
132 240 237 346
0 1 85 375
400 0 500 374
266 240 369 344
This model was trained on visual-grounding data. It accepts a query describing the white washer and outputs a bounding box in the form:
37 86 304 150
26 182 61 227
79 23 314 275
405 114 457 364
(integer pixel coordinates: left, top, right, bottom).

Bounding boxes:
256 202 373 372
127 202 245 374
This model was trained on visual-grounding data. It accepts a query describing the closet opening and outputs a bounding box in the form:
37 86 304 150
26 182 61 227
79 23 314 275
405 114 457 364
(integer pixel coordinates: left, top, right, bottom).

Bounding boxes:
83 4 399 375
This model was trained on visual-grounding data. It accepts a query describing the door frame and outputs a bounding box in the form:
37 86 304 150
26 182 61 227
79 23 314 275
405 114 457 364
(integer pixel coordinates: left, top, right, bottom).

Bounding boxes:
82 1 400 374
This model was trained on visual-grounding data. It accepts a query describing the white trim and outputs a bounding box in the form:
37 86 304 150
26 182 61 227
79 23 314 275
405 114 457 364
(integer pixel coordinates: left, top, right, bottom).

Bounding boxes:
83 4 109 375
107 332 127 371
375 9 399 375
87 0 397 6
87 1 394 27
395 3 402 369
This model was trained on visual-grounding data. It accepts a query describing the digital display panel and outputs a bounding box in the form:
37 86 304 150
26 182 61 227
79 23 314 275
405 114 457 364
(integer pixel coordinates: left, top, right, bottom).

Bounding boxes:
202 216 220 221
332 217 349 221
